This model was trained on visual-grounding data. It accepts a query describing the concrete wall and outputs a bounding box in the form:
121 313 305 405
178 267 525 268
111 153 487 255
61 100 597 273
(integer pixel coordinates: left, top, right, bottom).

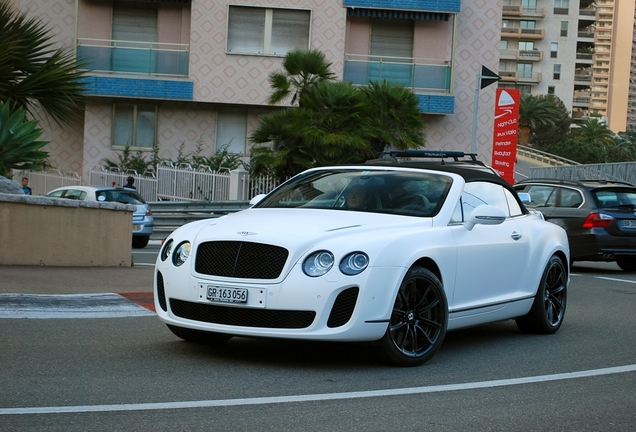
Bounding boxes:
0 194 134 267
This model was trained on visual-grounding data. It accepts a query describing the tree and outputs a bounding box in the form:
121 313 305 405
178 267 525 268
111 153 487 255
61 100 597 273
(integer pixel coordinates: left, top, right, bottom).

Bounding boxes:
0 101 48 177
360 80 425 155
518 93 561 147
530 95 571 149
572 118 615 146
0 0 87 125
267 49 336 107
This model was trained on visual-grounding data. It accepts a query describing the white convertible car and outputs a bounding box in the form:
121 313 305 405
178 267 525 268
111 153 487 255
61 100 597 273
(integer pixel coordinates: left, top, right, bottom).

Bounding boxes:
154 152 570 366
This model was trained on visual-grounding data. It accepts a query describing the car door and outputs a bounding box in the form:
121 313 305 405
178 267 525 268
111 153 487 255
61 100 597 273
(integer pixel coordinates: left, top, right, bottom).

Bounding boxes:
450 181 530 311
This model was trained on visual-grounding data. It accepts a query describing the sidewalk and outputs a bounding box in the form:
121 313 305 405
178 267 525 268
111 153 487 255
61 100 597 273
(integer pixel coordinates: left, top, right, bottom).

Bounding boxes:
0 265 154 295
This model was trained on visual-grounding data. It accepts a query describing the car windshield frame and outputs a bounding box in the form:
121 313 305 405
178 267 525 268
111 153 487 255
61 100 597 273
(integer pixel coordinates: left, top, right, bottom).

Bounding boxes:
254 168 453 217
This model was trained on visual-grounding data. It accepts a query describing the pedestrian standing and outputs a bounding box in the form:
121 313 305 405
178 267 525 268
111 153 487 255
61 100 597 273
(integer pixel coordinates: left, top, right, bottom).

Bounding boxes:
21 177 32 195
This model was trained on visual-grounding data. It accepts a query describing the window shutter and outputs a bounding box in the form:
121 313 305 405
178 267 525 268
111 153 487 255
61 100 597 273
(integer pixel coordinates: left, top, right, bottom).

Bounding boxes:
271 9 310 55
217 109 247 154
228 7 265 53
112 2 158 43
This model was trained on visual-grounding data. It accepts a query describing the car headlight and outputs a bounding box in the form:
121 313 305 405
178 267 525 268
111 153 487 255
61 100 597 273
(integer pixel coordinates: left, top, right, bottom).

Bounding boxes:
173 241 191 267
160 239 174 262
302 251 334 277
340 252 369 276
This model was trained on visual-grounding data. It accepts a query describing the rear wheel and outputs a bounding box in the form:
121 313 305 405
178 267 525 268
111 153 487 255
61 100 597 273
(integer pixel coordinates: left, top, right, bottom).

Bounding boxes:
132 236 149 249
615 256 636 272
167 325 233 344
380 267 448 367
516 255 567 334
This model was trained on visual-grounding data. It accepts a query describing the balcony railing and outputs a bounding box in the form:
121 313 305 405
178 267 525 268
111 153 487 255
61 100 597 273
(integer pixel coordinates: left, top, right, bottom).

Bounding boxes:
500 49 543 61
501 27 545 39
77 38 189 77
344 54 451 93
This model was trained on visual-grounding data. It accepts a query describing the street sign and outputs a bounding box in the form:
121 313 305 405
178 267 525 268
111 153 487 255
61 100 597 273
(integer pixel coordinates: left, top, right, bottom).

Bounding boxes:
480 65 501 89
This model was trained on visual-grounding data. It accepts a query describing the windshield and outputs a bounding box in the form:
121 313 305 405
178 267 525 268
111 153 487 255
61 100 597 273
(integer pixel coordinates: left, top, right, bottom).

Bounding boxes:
96 189 146 204
592 188 636 209
255 169 452 217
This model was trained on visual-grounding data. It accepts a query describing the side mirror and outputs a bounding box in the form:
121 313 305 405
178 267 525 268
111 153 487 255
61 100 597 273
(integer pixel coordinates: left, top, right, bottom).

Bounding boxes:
517 192 531 205
249 194 267 206
465 205 507 231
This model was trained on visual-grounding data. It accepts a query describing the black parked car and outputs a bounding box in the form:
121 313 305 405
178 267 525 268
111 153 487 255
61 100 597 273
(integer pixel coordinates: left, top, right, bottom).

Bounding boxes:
514 179 636 271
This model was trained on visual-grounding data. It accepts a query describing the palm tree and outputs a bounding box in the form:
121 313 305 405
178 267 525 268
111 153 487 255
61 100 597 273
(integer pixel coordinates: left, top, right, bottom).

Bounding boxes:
268 49 336 107
518 94 561 147
573 118 615 146
0 101 48 177
0 0 87 125
360 80 425 155
530 94 571 149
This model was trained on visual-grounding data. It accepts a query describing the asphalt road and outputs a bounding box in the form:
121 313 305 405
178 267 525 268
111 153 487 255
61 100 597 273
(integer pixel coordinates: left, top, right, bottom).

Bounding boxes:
2 261 635 431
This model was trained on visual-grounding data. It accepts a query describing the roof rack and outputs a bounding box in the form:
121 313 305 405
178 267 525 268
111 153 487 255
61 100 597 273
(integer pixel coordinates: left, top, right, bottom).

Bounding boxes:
381 150 479 163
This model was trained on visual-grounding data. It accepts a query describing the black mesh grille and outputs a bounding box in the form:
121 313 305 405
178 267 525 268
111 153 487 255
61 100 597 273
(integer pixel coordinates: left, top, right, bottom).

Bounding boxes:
170 299 315 329
156 271 167 312
195 241 289 279
327 287 359 328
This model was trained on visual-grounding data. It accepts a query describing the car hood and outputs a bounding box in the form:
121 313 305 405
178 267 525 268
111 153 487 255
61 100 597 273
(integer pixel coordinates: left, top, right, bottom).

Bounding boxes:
184 208 431 256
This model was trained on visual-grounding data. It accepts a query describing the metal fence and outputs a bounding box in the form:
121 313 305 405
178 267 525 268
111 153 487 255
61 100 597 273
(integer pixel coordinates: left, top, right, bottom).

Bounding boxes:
529 162 636 185
155 165 231 201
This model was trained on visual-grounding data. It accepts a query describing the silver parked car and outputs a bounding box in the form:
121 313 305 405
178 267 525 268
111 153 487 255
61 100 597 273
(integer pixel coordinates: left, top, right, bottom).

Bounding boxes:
46 185 154 248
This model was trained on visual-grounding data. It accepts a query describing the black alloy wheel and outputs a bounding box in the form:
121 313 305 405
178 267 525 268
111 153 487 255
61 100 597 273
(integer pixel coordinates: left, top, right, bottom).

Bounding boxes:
380 267 448 367
516 255 567 334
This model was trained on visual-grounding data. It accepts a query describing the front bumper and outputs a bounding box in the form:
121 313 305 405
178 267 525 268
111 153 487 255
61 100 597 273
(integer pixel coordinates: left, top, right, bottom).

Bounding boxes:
153 263 403 342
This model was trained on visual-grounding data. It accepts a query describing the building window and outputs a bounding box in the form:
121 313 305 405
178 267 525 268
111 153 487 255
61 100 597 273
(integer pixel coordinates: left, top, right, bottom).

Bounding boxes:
517 63 533 79
551 43 558 58
548 86 555 94
227 6 310 56
554 0 569 14
113 104 156 148
553 64 561 80
500 40 508 50
519 41 535 51
560 21 568 37
217 108 247 155
520 20 536 29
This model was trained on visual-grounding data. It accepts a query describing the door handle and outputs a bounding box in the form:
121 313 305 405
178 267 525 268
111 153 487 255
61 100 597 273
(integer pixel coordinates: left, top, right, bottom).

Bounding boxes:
511 231 522 241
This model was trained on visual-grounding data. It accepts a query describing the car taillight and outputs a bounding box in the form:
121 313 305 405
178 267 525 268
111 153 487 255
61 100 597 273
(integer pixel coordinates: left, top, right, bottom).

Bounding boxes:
146 209 152 216
582 212 614 228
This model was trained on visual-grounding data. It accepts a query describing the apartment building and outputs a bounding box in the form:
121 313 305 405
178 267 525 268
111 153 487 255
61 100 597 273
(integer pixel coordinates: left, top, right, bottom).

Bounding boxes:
499 0 635 133
10 0 502 180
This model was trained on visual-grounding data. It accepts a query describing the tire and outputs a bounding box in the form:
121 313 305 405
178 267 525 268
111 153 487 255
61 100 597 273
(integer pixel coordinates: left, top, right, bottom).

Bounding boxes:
167 324 233 345
132 236 150 249
379 267 448 367
516 255 567 334
615 256 636 272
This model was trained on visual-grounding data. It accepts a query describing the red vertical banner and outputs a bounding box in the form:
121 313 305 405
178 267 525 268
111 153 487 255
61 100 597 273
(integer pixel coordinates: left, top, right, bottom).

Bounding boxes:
491 88 520 184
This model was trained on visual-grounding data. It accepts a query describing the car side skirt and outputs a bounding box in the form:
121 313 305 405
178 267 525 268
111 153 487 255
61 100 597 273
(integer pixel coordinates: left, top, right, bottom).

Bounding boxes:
447 297 534 331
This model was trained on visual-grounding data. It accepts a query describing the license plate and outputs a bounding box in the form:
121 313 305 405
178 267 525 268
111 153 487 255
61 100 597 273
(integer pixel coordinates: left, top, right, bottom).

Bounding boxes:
206 286 248 304
133 225 141 231
621 220 636 229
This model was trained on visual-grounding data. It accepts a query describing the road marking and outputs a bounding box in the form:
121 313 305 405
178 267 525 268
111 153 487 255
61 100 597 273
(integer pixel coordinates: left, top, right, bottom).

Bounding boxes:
0 293 155 319
1 364 635 415
596 276 636 284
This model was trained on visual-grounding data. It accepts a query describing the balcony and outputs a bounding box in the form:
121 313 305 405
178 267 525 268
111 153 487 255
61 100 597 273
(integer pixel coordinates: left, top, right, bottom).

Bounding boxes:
576 52 594 63
572 93 591 107
501 27 545 39
517 71 541 84
521 6 546 18
502 4 522 16
574 73 592 85
344 54 451 93
499 71 518 82
77 38 189 77
500 49 543 61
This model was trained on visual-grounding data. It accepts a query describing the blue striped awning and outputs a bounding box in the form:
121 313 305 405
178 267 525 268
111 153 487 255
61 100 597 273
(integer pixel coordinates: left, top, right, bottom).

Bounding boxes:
347 8 450 21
